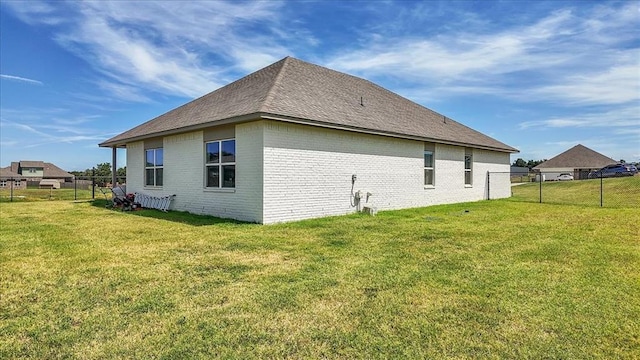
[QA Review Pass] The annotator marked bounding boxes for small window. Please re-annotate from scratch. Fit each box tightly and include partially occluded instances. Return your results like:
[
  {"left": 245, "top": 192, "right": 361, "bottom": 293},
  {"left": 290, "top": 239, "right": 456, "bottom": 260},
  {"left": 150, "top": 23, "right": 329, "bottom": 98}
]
[
  {"left": 0, "top": 180, "right": 6, "bottom": 187},
  {"left": 464, "top": 148, "right": 473, "bottom": 185},
  {"left": 205, "top": 139, "right": 235, "bottom": 188},
  {"left": 145, "top": 148, "right": 163, "bottom": 186},
  {"left": 424, "top": 143, "right": 435, "bottom": 186}
]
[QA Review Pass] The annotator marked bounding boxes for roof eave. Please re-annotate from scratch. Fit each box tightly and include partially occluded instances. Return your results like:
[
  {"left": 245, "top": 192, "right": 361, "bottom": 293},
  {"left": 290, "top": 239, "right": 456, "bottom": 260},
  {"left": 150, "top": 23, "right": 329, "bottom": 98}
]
[
  {"left": 99, "top": 112, "right": 518, "bottom": 154},
  {"left": 259, "top": 113, "right": 519, "bottom": 153},
  {"left": 98, "top": 113, "right": 265, "bottom": 148}
]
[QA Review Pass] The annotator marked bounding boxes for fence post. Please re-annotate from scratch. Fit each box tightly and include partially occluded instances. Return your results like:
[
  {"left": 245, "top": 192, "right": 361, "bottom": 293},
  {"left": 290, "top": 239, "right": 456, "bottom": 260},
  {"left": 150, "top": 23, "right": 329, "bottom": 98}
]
[
  {"left": 92, "top": 168, "right": 96, "bottom": 200},
  {"left": 600, "top": 175, "right": 603, "bottom": 207},
  {"left": 74, "top": 177, "right": 77, "bottom": 200},
  {"left": 539, "top": 175, "right": 542, "bottom": 203},
  {"left": 10, "top": 177, "right": 13, "bottom": 202}
]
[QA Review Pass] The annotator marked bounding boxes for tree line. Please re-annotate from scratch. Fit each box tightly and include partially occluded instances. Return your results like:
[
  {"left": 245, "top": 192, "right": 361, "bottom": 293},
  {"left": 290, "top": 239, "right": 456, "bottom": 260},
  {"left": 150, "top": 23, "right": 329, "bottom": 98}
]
[
  {"left": 511, "top": 158, "right": 546, "bottom": 169},
  {"left": 70, "top": 163, "right": 126, "bottom": 179},
  {"left": 512, "top": 158, "right": 636, "bottom": 169}
]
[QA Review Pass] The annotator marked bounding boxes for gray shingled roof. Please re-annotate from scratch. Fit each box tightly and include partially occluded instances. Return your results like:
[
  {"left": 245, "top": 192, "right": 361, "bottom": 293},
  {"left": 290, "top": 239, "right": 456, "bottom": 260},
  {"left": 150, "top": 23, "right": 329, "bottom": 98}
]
[
  {"left": 19, "top": 160, "right": 45, "bottom": 168},
  {"left": 534, "top": 144, "right": 616, "bottom": 169},
  {"left": 43, "top": 162, "right": 75, "bottom": 178},
  {"left": 0, "top": 167, "right": 22, "bottom": 179},
  {"left": 100, "top": 56, "right": 517, "bottom": 153},
  {"left": 6, "top": 161, "right": 74, "bottom": 178}
]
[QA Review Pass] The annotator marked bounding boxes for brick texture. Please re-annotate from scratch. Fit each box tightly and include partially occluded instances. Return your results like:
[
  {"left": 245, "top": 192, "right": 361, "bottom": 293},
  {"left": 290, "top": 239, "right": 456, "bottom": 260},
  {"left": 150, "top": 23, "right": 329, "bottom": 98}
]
[{"left": 125, "top": 120, "right": 511, "bottom": 224}]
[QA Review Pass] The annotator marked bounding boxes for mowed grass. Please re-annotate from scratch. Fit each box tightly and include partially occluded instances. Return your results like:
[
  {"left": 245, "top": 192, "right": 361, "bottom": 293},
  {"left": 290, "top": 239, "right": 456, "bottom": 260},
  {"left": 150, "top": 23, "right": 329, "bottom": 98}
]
[
  {"left": 512, "top": 175, "right": 640, "bottom": 208},
  {"left": 1, "top": 200, "right": 638, "bottom": 359},
  {"left": 0, "top": 188, "right": 96, "bottom": 202}
]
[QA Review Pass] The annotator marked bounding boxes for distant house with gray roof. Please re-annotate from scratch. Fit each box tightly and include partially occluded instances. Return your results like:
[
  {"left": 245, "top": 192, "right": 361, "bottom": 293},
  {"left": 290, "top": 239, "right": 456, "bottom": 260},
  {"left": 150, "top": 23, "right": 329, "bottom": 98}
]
[
  {"left": 0, "top": 167, "right": 26, "bottom": 189},
  {"left": 100, "top": 56, "right": 518, "bottom": 223},
  {"left": 534, "top": 144, "right": 616, "bottom": 180},
  {"left": 1, "top": 161, "right": 74, "bottom": 185}
]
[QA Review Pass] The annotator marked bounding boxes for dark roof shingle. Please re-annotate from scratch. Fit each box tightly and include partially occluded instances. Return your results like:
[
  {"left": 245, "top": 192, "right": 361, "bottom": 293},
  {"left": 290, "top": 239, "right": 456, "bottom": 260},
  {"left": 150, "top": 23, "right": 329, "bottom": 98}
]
[
  {"left": 100, "top": 57, "right": 517, "bottom": 153},
  {"left": 534, "top": 144, "right": 617, "bottom": 169}
]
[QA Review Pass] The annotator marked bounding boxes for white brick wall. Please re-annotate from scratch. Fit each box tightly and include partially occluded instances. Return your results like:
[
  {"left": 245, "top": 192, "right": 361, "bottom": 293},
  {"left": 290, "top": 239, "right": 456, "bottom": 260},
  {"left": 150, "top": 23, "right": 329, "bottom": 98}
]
[
  {"left": 261, "top": 121, "right": 511, "bottom": 224},
  {"left": 125, "top": 141, "right": 144, "bottom": 191},
  {"left": 125, "top": 120, "right": 511, "bottom": 224},
  {"left": 125, "top": 123, "right": 264, "bottom": 223}
]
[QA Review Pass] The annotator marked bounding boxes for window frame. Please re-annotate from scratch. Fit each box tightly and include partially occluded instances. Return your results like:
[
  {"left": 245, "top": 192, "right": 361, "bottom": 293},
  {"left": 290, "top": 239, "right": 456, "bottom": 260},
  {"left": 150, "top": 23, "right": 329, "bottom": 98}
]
[
  {"left": 204, "top": 138, "right": 236, "bottom": 189},
  {"left": 145, "top": 148, "right": 164, "bottom": 187},
  {"left": 464, "top": 147, "right": 473, "bottom": 186},
  {"left": 424, "top": 143, "right": 435, "bottom": 187}
]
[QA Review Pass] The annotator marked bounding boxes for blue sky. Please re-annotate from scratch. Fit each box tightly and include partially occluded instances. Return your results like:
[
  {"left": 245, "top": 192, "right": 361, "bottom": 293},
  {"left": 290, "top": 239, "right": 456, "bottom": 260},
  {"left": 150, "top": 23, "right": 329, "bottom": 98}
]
[{"left": 1, "top": 0, "right": 638, "bottom": 171}]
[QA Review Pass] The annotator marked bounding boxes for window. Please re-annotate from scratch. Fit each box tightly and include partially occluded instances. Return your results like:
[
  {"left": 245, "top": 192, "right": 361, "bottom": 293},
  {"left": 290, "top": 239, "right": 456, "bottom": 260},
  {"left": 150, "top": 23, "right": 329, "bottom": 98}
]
[
  {"left": 424, "top": 143, "right": 435, "bottom": 186},
  {"left": 205, "top": 139, "right": 235, "bottom": 188},
  {"left": 0, "top": 180, "right": 6, "bottom": 187},
  {"left": 464, "top": 148, "right": 473, "bottom": 185},
  {"left": 145, "top": 148, "right": 163, "bottom": 186},
  {"left": 14, "top": 180, "right": 20, "bottom": 187},
  {"left": 28, "top": 168, "right": 36, "bottom": 173}
]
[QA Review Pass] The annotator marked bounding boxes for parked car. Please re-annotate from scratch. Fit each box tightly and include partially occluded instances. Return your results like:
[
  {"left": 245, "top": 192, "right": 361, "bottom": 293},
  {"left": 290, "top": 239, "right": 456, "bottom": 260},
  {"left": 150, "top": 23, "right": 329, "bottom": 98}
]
[
  {"left": 588, "top": 164, "right": 635, "bottom": 178},
  {"left": 557, "top": 173, "right": 574, "bottom": 181}
]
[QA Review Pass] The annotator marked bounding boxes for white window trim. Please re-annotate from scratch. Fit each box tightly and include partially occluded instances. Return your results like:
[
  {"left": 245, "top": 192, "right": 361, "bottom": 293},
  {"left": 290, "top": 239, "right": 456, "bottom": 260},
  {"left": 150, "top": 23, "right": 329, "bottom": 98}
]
[
  {"left": 204, "top": 138, "right": 236, "bottom": 189},
  {"left": 464, "top": 148, "right": 473, "bottom": 187},
  {"left": 145, "top": 148, "right": 163, "bottom": 187},
  {"left": 424, "top": 143, "right": 435, "bottom": 188}
]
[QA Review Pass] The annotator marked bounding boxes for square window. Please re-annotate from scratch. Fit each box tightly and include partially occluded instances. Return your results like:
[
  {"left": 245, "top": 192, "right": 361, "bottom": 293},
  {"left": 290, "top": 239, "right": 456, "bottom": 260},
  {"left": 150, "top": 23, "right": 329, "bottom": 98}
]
[
  {"left": 206, "top": 142, "right": 220, "bottom": 164},
  {"left": 205, "top": 139, "right": 235, "bottom": 189},
  {"left": 222, "top": 165, "right": 235, "bottom": 188},
  {"left": 145, "top": 148, "right": 164, "bottom": 187},
  {"left": 206, "top": 166, "right": 220, "bottom": 188},
  {"left": 221, "top": 140, "right": 236, "bottom": 163}
]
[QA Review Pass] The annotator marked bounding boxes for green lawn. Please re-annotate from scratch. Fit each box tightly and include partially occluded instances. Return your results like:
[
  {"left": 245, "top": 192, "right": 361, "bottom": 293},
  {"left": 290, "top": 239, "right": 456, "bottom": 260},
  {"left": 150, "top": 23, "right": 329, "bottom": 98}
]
[
  {"left": 0, "top": 187, "right": 99, "bottom": 202},
  {"left": 512, "top": 176, "right": 640, "bottom": 208},
  {"left": 1, "top": 199, "right": 638, "bottom": 358}
]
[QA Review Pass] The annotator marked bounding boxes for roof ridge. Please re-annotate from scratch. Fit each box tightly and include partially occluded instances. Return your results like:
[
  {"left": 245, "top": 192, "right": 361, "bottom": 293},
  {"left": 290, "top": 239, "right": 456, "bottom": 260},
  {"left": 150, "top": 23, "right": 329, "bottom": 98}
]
[{"left": 260, "top": 56, "right": 292, "bottom": 112}]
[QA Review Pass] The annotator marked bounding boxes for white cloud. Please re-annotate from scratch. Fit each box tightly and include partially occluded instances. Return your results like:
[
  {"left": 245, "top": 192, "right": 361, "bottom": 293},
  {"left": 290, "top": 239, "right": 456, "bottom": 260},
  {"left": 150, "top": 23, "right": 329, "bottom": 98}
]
[
  {"left": 0, "top": 74, "right": 43, "bottom": 85},
  {"left": 0, "top": 109, "right": 113, "bottom": 148},
  {"left": 324, "top": 3, "right": 639, "bottom": 107},
  {"left": 3, "top": 0, "right": 291, "bottom": 100},
  {"left": 530, "top": 62, "right": 639, "bottom": 106},
  {"left": 519, "top": 106, "right": 640, "bottom": 129}
]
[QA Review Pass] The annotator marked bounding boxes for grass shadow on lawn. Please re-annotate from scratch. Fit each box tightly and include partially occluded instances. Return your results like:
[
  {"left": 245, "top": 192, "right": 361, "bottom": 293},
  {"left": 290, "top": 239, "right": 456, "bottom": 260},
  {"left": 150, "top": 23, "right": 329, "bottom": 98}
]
[{"left": 90, "top": 199, "right": 249, "bottom": 226}]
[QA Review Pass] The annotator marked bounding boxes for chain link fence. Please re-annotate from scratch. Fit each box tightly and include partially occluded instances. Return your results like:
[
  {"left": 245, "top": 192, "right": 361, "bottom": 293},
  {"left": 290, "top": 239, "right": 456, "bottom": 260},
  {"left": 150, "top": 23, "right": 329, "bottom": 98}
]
[
  {"left": 0, "top": 176, "right": 126, "bottom": 202},
  {"left": 489, "top": 171, "right": 640, "bottom": 208}
]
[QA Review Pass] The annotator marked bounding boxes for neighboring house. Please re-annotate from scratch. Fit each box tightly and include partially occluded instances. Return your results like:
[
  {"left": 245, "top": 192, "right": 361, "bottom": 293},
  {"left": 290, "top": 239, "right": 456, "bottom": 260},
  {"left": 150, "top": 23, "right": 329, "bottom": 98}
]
[
  {"left": 100, "top": 56, "right": 518, "bottom": 224},
  {"left": 533, "top": 144, "right": 616, "bottom": 180},
  {"left": 0, "top": 167, "right": 26, "bottom": 189},
  {"left": 5, "top": 161, "right": 75, "bottom": 183}
]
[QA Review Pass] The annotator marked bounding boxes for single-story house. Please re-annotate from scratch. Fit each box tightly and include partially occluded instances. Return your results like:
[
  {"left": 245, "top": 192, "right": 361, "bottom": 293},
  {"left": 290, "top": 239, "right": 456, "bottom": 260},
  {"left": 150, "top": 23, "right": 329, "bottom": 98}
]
[
  {"left": 0, "top": 167, "right": 26, "bottom": 189},
  {"left": 3, "top": 161, "right": 75, "bottom": 183},
  {"left": 534, "top": 144, "right": 616, "bottom": 180},
  {"left": 99, "top": 56, "right": 518, "bottom": 224}
]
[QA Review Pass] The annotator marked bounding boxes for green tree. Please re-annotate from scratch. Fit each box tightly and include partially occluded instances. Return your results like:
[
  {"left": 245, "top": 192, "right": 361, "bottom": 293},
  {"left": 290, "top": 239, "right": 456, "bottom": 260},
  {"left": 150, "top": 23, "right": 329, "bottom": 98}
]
[
  {"left": 94, "top": 163, "right": 112, "bottom": 177},
  {"left": 512, "top": 158, "right": 527, "bottom": 167},
  {"left": 526, "top": 159, "right": 546, "bottom": 169}
]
